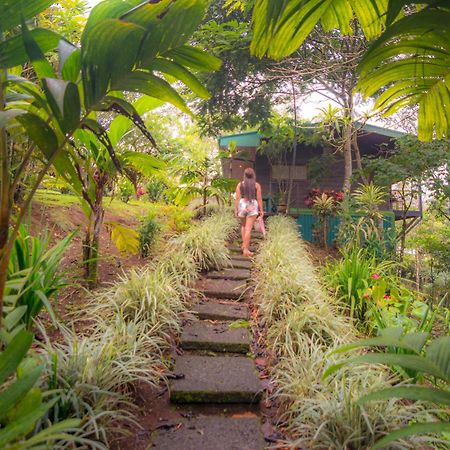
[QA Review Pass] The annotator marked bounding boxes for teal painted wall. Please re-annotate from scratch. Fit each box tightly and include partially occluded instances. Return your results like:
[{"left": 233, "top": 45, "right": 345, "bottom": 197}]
[{"left": 288, "top": 210, "right": 395, "bottom": 246}]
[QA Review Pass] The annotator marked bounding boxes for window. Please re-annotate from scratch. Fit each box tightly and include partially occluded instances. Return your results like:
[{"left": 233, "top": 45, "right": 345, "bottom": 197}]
[{"left": 271, "top": 165, "right": 307, "bottom": 180}]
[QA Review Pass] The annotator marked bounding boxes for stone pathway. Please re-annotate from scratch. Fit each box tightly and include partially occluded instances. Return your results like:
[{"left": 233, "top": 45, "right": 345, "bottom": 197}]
[{"left": 152, "top": 242, "right": 265, "bottom": 449}]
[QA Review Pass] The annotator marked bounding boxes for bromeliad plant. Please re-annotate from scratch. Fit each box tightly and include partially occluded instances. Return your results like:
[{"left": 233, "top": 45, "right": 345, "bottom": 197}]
[
  {"left": 325, "top": 327, "right": 450, "bottom": 449},
  {"left": 6, "top": 224, "right": 74, "bottom": 332},
  {"left": 0, "top": 0, "right": 221, "bottom": 322}
]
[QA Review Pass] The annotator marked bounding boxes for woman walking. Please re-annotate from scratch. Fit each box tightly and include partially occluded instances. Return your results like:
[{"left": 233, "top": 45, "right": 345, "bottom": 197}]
[{"left": 235, "top": 168, "right": 264, "bottom": 257}]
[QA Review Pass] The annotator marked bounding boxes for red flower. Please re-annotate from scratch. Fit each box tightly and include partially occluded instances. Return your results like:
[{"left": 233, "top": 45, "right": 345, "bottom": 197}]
[
  {"left": 383, "top": 294, "right": 391, "bottom": 300},
  {"left": 136, "top": 185, "right": 145, "bottom": 198},
  {"left": 371, "top": 273, "right": 381, "bottom": 279}
]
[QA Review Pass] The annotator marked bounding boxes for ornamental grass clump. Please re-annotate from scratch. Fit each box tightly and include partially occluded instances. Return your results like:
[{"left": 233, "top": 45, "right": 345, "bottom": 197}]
[
  {"left": 39, "top": 322, "right": 161, "bottom": 445},
  {"left": 255, "top": 215, "right": 427, "bottom": 448},
  {"left": 171, "top": 209, "right": 237, "bottom": 271},
  {"left": 254, "top": 216, "right": 333, "bottom": 325},
  {"left": 92, "top": 266, "right": 188, "bottom": 341},
  {"left": 273, "top": 342, "right": 427, "bottom": 449},
  {"left": 268, "top": 302, "right": 353, "bottom": 355}
]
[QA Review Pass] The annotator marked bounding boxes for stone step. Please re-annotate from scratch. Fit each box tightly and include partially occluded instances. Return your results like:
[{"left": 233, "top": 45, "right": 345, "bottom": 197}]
[
  {"left": 180, "top": 320, "right": 250, "bottom": 353},
  {"left": 237, "top": 233, "right": 264, "bottom": 241},
  {"left": 170, "top": 355, "right": 262, "bottom": 403},
  {"left": 207, "top": 268, "right": 250, "bottom": 280},
  {"left": 151, "top": 416, "right": 266, "bottom": 450},
  {"left": 228, "top": 245, "right": 256, "bottom": 253},
  {"left": 229, "top": 258, "right": 252, "bottom": 270},
  {"left": 193, "top": 300, "right": 249, "bottom": 321},
  {"left": 202, "top": 279, "right": 246, "bottom": 300},
  {"left": 230, "top": 254, "right": 249, "bottom": 261}
]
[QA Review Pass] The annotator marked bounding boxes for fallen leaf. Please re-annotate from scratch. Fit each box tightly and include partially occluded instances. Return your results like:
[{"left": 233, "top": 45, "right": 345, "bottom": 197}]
[{"left": 231, "top": 412, "right": 258, "bottom": 419}]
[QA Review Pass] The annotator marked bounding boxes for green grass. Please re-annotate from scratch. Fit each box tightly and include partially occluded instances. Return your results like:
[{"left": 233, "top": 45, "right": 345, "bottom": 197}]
[{"left": 34, "top": 188, "right": 156, "bottom": 221}]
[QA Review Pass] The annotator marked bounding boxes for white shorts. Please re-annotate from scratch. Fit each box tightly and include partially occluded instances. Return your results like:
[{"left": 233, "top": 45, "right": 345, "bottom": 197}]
[{"left": 238, "top": 199, "right": 258, "bottom": 217}]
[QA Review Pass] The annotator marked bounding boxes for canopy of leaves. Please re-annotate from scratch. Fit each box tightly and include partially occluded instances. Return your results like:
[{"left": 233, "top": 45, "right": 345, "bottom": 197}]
[
  {"left": 193, "top": 0, "right": 280, "bottom": 135},
  {"left": 250, "top": 1, "right": 450, "bottom": 141},
  {"left": 364, "top": 135, "right": 450, "bottom": 186},
  {"left": 363, "top": 135, "right": 449, "bottom": 220}
]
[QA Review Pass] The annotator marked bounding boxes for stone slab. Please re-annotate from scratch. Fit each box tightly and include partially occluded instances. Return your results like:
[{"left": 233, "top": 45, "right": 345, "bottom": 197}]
[
  {"left": 193, "top": 300, "right": 249, "bottom": 321},
  {"left": 207, "top": 268, "right": 250, "bottom": 280},
  {"left": 180, "top": 321, "right": 250, "bottom": 353},
  {"left": 202, "top": 279, "right": 246, "bottom": 300},
  {"left": 230, "top": 254, "right": 249, "bottom": 261},
  {"left": 229, "top": 258, "right": 252, "bottom": 270},
  {"left": 170, "top": 355, "right": 262, "bottom": 403},
  {"left": 228, "top": 245, "right": 256, "bottom": 253},
  {"left": 151, "top": 416, "right": 265, "bottom": 450}
]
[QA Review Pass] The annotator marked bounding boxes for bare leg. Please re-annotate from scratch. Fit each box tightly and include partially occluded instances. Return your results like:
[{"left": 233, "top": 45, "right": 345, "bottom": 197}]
[
  {"left": 243, "top": 215, "right": 257, "bottom": 256},
  {"left": 240, "top": 218, "right": 245, "bottom": 248}
]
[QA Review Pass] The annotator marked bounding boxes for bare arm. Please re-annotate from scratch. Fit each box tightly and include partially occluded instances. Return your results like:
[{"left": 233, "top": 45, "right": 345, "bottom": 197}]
[
  {"left": 235, "top": 182, "right": 241, "bottom": 216},
  {"left": 256, "top": 183, "right": 264, "bottom": 216}
]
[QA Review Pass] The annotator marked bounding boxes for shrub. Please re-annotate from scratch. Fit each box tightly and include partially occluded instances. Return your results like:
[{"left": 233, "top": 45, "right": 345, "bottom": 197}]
[
  {"left": 323, "top": 248, "right": 396, "bottom": 330},
  {"left": 146, "top": 203, "right": 192, "bottom": 233},
  {"left": 139, "top": 214, "right": 160, "bottom": 258},
  {"left": 146, "top": 179, "right": 167, "bottom": 202},
  {"left": 274, "top": 343, "right": 427, "bottom": 449},
  {"left": 254, "top": 215, "right": 329, "bottom": 324},
  {"left": 325, "top": 328, "right": 450, "bottom": 449},
  {"left": 91, "top": 267, "right": 189, "bottom": 340},
  {"left": 40, "top": 323, "right": 156, "bottom": 444},
  {"left": 118, "top": 179, "right": 134, "bottom": 203}
]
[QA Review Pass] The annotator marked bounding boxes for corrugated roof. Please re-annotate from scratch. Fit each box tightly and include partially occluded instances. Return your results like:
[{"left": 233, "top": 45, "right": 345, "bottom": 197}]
[{"left": 219, "top": 123, "right": 406, "bottom": 147}]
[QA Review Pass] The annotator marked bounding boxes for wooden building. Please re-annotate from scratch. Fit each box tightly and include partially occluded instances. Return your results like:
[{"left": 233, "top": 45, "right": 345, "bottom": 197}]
[{"left": 219, "top": 123, "right": 420, "bottom": 221}]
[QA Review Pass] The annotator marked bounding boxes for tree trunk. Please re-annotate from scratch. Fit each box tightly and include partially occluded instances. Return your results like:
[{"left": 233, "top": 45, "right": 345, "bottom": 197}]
[
  {"left": 399, "top": 214, "right": 407, "bottom": 265},
  {"left": 286, "top": 79, "right": 298, "bottom": 211},
  {"left": 82, "top": 222, "right": 92, "bottom": 278},
  {"left": 87, "top": 203, "right": 104, "bottom": 288},
  {"left": 202, "top": 183, "right": 207, "bottom": 217},
  {"left": 351, "top": 131, "right": 368, "bottom": 184},
  {"left": 0, "top": 63, "right": 10, "bottom": 326},
  {"left": 323, "top": 217, "right": 328, "bottom": 249},
  {"left": 415, "top": 250, "right": 420, "bottom": 292},
  {"left": 342, "top": 122, "right": 353, "bottom": 193},
  {"left": 83, "top": 180, "right": 106, "bottom": 288}
]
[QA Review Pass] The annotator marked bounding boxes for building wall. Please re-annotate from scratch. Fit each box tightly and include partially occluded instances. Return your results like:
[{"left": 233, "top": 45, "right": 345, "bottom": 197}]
[{"left": 255, "top": 144, "right": 347, "bottom": 208}]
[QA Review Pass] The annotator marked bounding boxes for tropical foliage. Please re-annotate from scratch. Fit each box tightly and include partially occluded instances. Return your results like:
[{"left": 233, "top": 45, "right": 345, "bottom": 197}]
[
  {"left": 5, "top": 224, "right": 73, "bottom": 332},
  {"left": 0, "top": 0, "right": 221, "bottom": 314},
  {"left": 325, "top": 327, "right": 450, "bottom": 449},
  {"left": 250, "top": 0, "right": 450, "bottom": 140}
]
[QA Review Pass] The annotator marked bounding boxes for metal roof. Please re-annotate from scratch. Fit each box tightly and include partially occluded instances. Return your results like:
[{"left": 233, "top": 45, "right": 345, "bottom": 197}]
[{"left": 218, "top": 123, "right": 405, "bottom": 147}]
